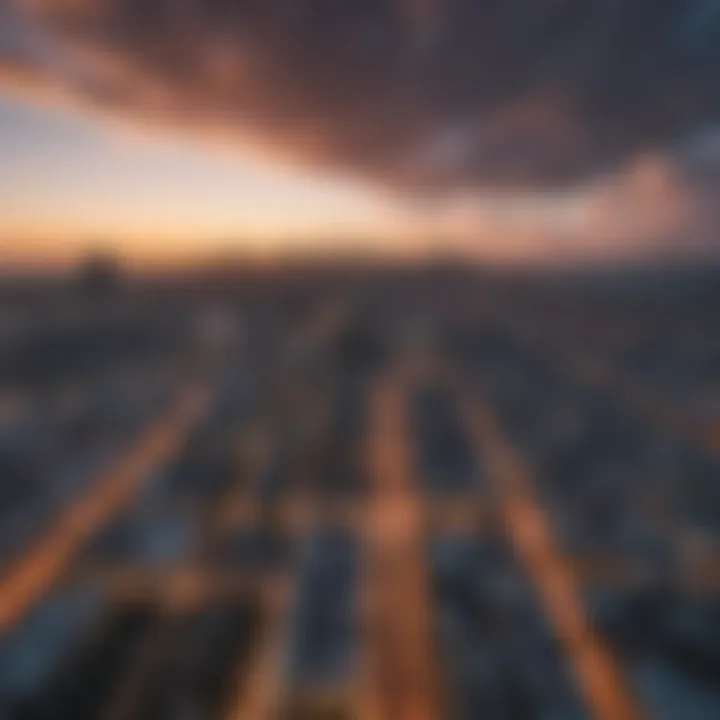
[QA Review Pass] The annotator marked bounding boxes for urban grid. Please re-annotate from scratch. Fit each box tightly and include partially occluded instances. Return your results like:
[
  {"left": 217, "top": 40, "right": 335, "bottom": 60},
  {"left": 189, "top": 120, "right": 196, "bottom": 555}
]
[{"left": 0, "top": 266, "right": 718, "bottom": 720}]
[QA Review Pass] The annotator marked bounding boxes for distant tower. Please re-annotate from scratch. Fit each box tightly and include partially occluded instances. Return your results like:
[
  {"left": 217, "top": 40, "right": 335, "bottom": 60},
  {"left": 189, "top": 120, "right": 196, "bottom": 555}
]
[{"left": 76, "top": 249, "right": 122, "bottom": 295}]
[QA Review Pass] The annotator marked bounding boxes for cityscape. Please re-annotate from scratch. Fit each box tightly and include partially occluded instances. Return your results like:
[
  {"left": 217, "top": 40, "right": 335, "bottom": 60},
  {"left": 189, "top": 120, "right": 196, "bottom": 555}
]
[
  {"left": 2, "top": 1, "right": 720, "bottom": 717},
  {"left": 0, "top": 263, "right": 717, "bottom": 719}
]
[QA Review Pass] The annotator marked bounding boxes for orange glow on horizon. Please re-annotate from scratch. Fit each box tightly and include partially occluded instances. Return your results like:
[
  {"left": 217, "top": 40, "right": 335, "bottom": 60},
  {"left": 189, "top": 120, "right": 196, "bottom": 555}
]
[{"left": 0, "top": 221, "right": 426, "bottom": 272}]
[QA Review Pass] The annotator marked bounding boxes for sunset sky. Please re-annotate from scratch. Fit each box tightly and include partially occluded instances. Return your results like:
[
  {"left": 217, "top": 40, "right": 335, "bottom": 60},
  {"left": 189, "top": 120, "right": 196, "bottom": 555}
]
[
  {"left": 0, "top": 93, "right": 412, "bottom": 266},
  {"left": 2, "top": 0, "right": 720, "bottom": 268}
]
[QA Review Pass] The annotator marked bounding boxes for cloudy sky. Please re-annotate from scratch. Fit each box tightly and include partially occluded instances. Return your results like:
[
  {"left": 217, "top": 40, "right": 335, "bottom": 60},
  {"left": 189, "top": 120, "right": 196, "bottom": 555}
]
[{"left": 1, "top": 0, "right": 720, "bottom": 266}]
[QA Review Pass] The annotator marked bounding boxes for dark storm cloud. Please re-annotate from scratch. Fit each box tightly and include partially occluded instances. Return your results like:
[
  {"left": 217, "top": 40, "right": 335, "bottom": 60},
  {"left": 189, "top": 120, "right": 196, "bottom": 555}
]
[{"left": 4, "top": 0, "right": 720, "bottom": 190}]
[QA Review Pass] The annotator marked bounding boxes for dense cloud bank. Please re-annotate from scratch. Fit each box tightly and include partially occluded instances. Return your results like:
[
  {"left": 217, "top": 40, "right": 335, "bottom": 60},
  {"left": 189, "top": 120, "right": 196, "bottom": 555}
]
[{"left": 2, "top": 0, "right": 720, "bottom": 192}]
